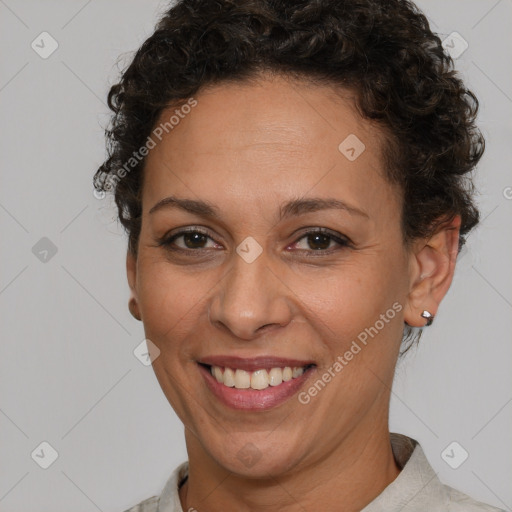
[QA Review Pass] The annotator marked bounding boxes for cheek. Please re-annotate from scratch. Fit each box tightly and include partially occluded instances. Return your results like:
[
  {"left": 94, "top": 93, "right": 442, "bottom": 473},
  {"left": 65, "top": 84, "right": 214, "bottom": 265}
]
[
  {"left": 295, "top": 261, "right": 405, "bottom": 337},
  {"left": 137, "top": 258, "right": 210, "bottom": 344},
  {"left": 298, "top": 266, "right": 405, "bottom": 388}
]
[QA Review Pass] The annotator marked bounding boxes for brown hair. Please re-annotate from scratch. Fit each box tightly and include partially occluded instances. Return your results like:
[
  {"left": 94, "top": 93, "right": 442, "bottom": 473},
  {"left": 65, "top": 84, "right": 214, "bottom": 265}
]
[{"left": 94, "top": 0, "right": 484, "bottom": 264}]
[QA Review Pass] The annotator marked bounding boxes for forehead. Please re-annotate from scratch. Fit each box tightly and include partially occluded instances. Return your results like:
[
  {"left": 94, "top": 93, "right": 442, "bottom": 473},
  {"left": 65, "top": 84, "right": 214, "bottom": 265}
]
[{"left": 142, "top": 75, "right": 398, "bottom": 221}]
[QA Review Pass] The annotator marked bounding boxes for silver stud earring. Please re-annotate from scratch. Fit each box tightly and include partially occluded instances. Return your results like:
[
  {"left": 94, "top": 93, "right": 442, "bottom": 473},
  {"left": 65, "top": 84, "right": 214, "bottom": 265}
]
[{"left": 420, "top": 310, "right": 434, "bottom": 326}]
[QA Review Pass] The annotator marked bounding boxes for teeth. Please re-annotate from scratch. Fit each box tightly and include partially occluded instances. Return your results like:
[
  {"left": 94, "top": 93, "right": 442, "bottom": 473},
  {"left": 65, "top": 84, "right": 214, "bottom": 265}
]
[
  {"left": 234, "top": 369, "right": 251, "bottom": 388},
  {"left": 282, "top": 367, "right": 293, "bottom": 381},
  {"left": 223, "top": 367, "right": 235, "bottom": 387},
  {"left": 208, "top": 365, "right": 308, "bottom": 390},
  {"left": 268, "top": 368, "right": 283, "bottom": 386},
  {"left": 213, "top": 366, "right": 223, "bottom": 383},
  {"left": 292, "top": 366, "right": 304, "bottom": 378},
  {"left": 251, "top": 369, "right": 269, "bottom": 390}
]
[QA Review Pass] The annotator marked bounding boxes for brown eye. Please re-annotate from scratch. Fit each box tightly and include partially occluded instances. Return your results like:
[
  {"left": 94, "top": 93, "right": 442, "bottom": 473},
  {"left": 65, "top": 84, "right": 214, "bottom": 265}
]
[
  {"left": 291, "top": 228, "right": 350, "bottom": 254},
  {"left": 305, "top": 233, "right": 332, "bottom": 250},
  {"left": 158, "top": 228, "right": 221, "bottom": 252},
  {"left": 180, "top": 232, "right": 209, "bottom": 249}
]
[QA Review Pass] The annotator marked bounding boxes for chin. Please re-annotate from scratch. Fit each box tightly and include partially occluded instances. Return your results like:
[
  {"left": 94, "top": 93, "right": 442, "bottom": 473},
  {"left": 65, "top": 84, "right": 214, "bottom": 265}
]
[{"left": 205, "top": 431, "right": 306, "bottom": 478}]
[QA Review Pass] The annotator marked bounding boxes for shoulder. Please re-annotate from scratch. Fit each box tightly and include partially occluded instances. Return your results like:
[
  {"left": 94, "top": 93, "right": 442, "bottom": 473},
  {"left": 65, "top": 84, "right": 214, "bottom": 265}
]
[
  {"left": 443, "top": 484, "right": 505, "bottom": 512},
  {"left": 377, "top": 434, "right": 505, "bottom": 512},
  {"left": 121, "top": 461, "right": 189, "bottom": 512},
  {"left": 122, "top": 495, "right": 159, "bottom": 512}
]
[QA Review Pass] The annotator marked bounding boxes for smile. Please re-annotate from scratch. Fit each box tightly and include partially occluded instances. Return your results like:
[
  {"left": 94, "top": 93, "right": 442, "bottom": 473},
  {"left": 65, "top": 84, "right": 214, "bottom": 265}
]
[
  {"left": 197, "top": 356, "right": 316, "bottom": 410},
  {"left": 209, "top": 365, "right": 310, "bottom": 390}
]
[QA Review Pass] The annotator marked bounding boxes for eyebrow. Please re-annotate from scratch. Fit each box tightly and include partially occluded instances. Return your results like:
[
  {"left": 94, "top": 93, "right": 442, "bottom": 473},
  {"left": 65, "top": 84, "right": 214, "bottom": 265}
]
[{"left": 148, "top": 195, "right": 369, "bottom": 220}]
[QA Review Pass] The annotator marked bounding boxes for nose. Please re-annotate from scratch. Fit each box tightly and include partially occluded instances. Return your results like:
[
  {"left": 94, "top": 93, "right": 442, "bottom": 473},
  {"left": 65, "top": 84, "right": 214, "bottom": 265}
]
[{"left": 208, "top": 249, "right": 293, "bottom": 340}]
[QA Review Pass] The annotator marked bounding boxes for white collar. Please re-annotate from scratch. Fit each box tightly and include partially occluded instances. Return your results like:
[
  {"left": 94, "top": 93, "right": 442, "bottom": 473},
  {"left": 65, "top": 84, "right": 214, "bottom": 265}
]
[{"left": 154, "top": 433, "right": 498, "bottom": 511}]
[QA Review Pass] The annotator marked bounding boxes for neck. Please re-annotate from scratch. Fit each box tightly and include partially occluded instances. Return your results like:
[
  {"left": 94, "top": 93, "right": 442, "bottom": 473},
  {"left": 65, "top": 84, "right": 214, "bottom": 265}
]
[{"left": 179, "top": 421, "right": 400, "bottom": 512}]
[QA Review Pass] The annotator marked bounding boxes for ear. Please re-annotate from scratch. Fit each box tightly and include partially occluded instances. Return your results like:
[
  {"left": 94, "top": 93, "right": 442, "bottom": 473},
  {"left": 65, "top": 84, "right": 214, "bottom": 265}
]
[
  {"left": 403, "top": 215, "right": 461, "bottom": 327},
  {"left": 127, "top": 250, "right": 142, "bottom": 321}
]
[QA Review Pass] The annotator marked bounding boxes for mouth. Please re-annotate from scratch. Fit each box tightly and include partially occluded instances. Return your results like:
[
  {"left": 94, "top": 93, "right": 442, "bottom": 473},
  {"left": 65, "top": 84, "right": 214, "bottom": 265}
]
[
  {"left": 197, "top": 356, "right": 316, "bottom": 410},
  {"left": 203, "top": 363, "right": 314, "bottom": 390}
]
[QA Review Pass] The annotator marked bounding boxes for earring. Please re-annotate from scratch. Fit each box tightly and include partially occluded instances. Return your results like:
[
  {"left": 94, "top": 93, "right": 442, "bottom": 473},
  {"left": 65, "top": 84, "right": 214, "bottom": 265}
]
[{"left": 420, "top": 310, "right": 434, "bottom": 326}]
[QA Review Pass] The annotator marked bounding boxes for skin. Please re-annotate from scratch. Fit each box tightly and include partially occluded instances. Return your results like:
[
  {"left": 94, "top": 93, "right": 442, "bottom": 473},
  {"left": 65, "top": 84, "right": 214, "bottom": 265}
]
[{"left": 127, "top": 73, "right": 460, "bottom": 512}]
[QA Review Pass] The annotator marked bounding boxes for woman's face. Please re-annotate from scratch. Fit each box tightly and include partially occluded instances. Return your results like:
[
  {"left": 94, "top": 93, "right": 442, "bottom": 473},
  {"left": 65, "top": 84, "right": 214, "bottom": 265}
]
[{"left": 128, "top": 75, "right": 418, "bottom": 476}]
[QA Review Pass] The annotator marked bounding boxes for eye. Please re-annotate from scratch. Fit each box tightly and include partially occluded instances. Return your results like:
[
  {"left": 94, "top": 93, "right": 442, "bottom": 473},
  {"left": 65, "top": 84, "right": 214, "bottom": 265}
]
[
  {"left": 156, "top": 226, "right": 350, "bottom": 256},
  {"left": 289, "top": 228, "right": 350, "bottom": 253},
  {"left": 157, "top": 228, "right": 221, "bottom": 252}
]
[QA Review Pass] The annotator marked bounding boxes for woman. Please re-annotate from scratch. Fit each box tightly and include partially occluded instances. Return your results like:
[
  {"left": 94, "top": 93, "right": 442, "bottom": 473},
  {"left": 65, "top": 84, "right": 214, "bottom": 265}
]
[{"left": 94, "top": 0, "right": 502, "bottom": 510}]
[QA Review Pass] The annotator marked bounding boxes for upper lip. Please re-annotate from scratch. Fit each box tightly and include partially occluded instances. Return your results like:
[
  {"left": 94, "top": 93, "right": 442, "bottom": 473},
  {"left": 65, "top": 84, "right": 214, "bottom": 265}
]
[{"left": 198, "top": 355, "right": 316, "bottom": 372}]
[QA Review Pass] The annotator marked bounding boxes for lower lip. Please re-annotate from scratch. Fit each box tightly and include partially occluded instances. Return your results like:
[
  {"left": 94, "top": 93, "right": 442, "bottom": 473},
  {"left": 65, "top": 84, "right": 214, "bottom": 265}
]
[{"left": 198, "top": 364, "right": 315, "bottom": 411}]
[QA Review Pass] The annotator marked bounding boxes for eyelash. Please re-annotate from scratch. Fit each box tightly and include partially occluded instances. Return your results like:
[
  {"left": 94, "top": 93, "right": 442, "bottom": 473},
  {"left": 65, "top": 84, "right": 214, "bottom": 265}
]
[{"left": 156, "top": 226, "right": 351, "bottom": 257}]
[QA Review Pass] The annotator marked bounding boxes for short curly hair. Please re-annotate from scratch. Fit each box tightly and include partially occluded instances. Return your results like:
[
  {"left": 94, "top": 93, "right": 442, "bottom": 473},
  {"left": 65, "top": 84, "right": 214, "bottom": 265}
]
[{"left": 94, "top": 0, "right": 484, "bottom": 259}]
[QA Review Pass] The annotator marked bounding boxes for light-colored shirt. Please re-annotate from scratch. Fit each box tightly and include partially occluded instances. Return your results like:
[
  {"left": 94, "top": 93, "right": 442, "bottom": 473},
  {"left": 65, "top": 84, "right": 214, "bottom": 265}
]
[{"left": 124, "top": 433, "right": 504, "bottom": 511}]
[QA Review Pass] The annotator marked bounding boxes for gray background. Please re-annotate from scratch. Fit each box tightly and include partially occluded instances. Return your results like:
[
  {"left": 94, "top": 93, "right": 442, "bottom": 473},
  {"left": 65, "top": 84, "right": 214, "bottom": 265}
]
[{"left": 0, "top": 0, "right": 511, "bottom": 511}]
